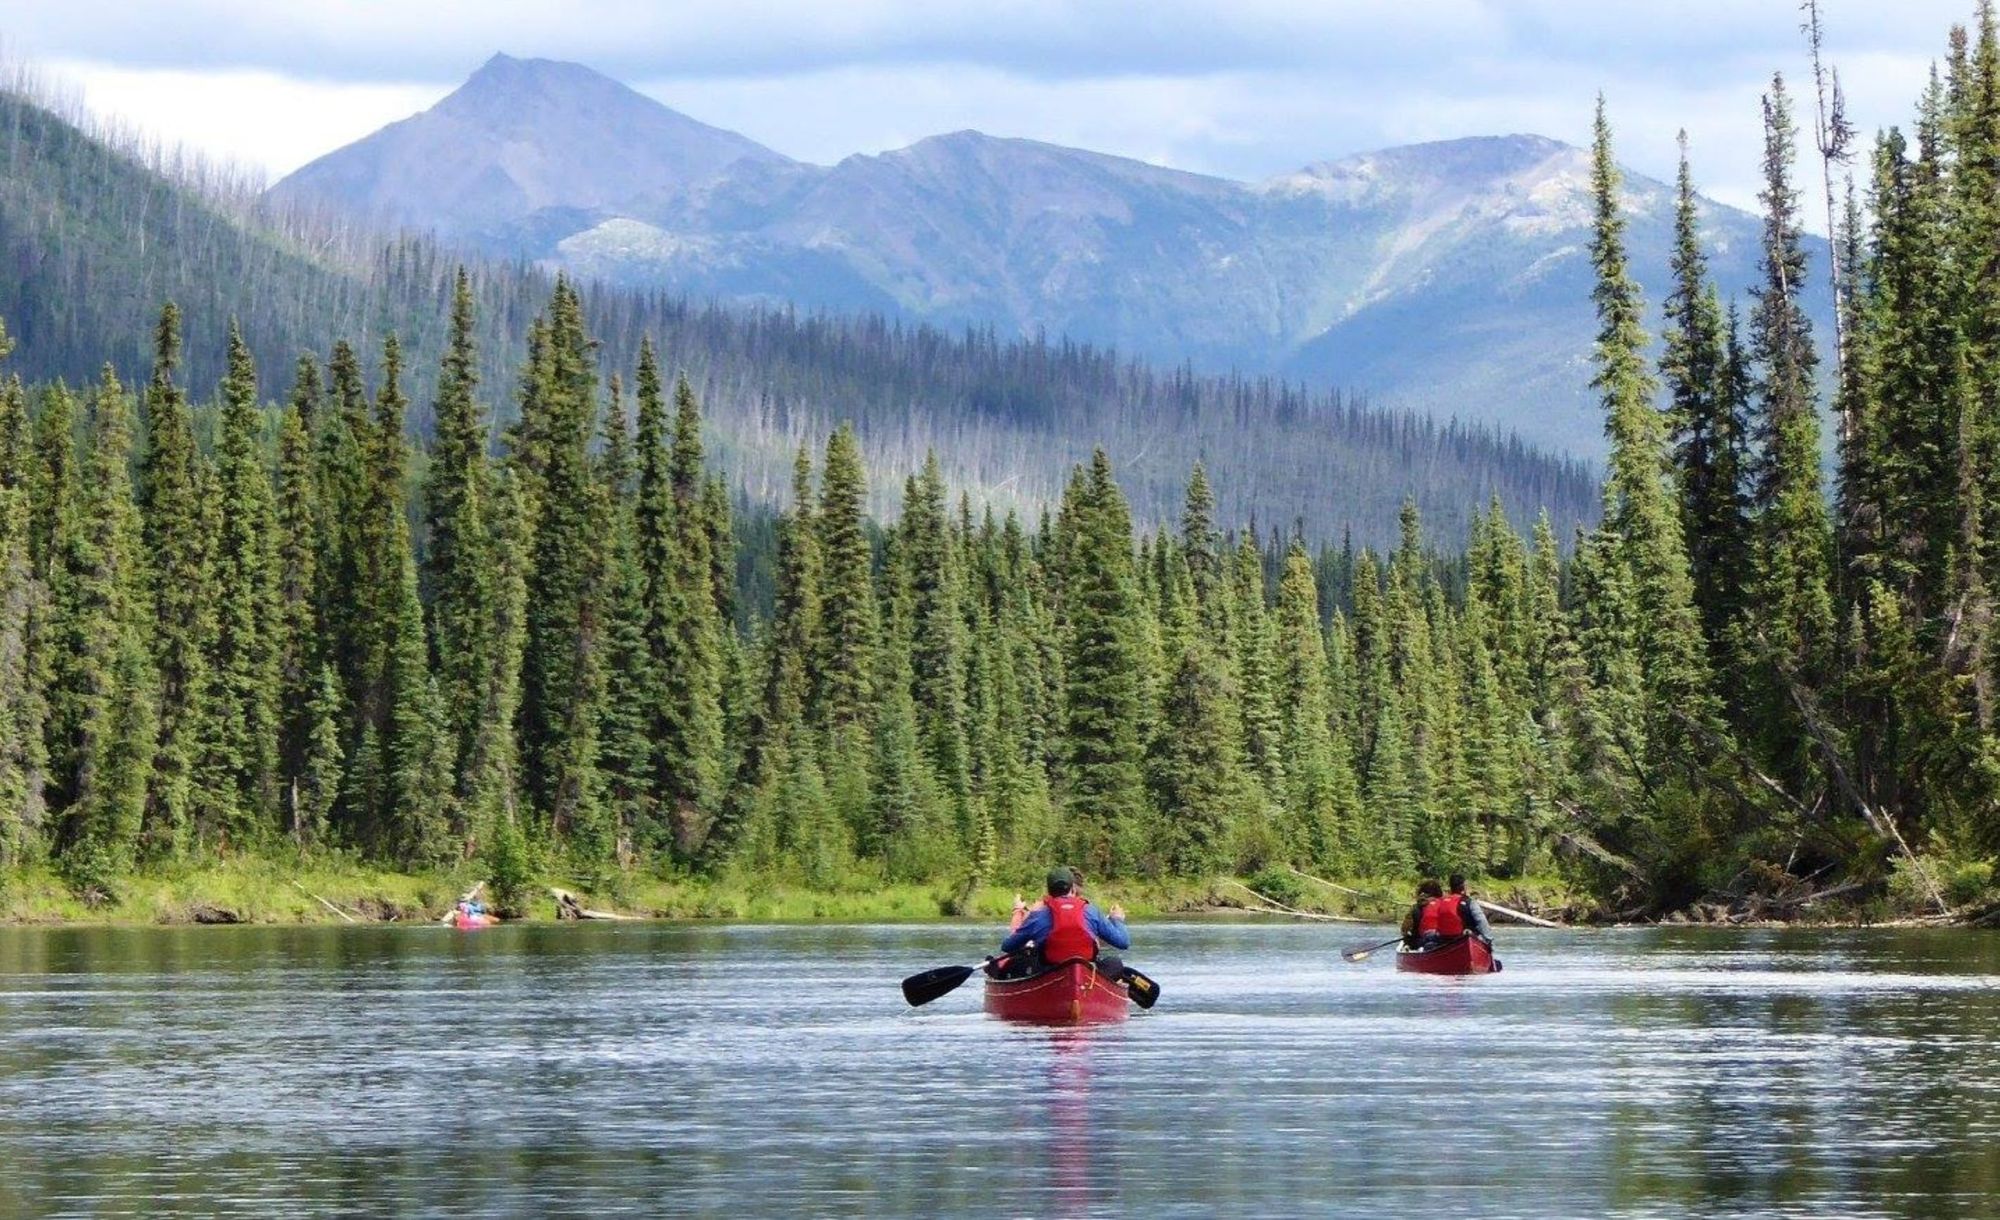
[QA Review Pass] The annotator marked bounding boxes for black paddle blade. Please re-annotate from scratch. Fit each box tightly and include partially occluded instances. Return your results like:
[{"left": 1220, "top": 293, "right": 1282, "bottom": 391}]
[
  {"left": 1121, "top": 968, "right": 1160, "bottom": 1009},
  {"left": 901, "top": 963, "right": 978, "bottom": 1007}
]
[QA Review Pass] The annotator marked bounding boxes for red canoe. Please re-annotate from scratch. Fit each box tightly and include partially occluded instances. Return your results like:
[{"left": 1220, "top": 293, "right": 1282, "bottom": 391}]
[
  {"left": 1395, "top": 936, "right": 1499, "bottom": 975},
  {"left": 451, "top": 912, "right": 498, "bottom": 930},
  {"left": 984, "top": 960, "right": 1131, "bottom": 1023}
]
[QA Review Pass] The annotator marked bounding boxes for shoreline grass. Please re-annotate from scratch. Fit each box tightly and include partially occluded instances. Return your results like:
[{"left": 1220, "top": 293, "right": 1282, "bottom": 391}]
[
  {"left": 8, "top": 856, "right": 1951, "bottom": 929},
  {"left": 0, "top": 854, "right": 1592, "bottom": 928}
]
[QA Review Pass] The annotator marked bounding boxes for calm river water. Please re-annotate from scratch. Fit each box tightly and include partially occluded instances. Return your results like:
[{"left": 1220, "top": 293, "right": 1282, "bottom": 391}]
[{"left": 2, "top": 921, "right": 1998, "bottom": 1218}]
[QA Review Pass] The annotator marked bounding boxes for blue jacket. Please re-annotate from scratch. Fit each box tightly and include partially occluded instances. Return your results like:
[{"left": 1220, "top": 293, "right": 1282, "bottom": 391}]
[{"left": 1001, "top": 901, "right": 1131, "bottom": 956}]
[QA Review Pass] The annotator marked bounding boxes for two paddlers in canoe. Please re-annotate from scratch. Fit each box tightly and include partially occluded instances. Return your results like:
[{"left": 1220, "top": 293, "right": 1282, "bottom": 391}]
[
  {"left": 1402, "top": 872, "right": 1494, "bottom": 952},
  {"left": 1391, "top": 872, "right": 1501, "bottom": 973},
  {"left": 900, "top": 864, "right": 1159, "bottom": 1019}
]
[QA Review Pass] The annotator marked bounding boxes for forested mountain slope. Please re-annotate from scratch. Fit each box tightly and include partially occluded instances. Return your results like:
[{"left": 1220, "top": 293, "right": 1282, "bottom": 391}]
[
  {"left": 270, "top": 55, "right": 1832, "bottom": 457},
  {"left": 0, "top": 77, "right": 1597, "bottom": 547}
]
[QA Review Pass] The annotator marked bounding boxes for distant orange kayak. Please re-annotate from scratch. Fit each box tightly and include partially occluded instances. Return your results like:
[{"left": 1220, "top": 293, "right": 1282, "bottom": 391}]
[{"left": 451, "top": 912, "right": 498, "bottom": 930}]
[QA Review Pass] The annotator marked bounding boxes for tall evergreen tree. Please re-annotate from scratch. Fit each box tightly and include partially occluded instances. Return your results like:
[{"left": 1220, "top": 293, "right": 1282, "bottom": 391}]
[
  {"left": 633, "top": 351, "right": 726, "bottom": 856},
  {"left": 902, "top": 452, "right": 973, "bottom": 847},
  {"left": 136, "top": 303, "right": 211, "bottom": 857},
  {"left": 1661, "top": 134, "right": 1751, "bottom": 663},
  {"left": 1274, "top": 542, "right": 1357, "bottom": 870},
  {"left": 1746, "top": 75, "right": 1839, "bottom": 800},
  {"left": 47, "top": 367, "right": 151, "bottom": 881},
  {"left": 814, "top": 423, "right": 876, "bottom": 733},
  {"left": 712, "top": 446, "right": 822, "bottom": 867},
  {"left": 1585, "top": 98, "right": 1721, "bottom": 892},
  {"left": 273, "top": 393, "right": 322, "bottom": 841},
  {"left": 0, "top": 331, "right": 46, "bottom": 870},
  {"left": 421, "top": 268, "right": 501, "bottom": 843},
  {"left": 515, "top": 280, "right": 607, "bottom": 852},
  {"left": 196, "top": 322, "right": 282, "bottom": 844},
  {"left": 595, "top": 377, "right": 658, "bottom": 860},
  {"left": 1062, "top": 450, "right": 1148, "bottom": 874}
]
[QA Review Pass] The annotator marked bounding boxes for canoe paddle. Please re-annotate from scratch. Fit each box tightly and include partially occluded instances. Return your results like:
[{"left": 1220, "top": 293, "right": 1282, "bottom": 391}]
[
  {"left": 902, "top": 958, "right": 1163, "bottom": 1009},
  {"left": 1341, "top": 936, "right": 1406, "bottom": 963},
  {"left": 1119, "top": 966, "right": 1161, "bottom": 1009},
  {"left": 901, "top": 959, "right": 994, "bottom": 1007}
]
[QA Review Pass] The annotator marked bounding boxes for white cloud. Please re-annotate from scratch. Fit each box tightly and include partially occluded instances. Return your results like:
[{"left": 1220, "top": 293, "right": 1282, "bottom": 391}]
[
  {"left": 45, "top": 61, "right": 443, "bottom": 179},
  {"left": 2, "top": 0, "right": 1973, "bottom": 228}
]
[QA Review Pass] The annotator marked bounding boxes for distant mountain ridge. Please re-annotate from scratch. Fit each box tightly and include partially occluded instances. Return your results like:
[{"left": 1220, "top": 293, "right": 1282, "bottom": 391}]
[
  {"left": 270, "top": 55, "right": 1832, "bottom": 458},
  {"left": 0, "top": 75, "right": 1599, "bottom": 553},
  {"left": 271, "top": 54, "right": 790, "bottom": 243}
]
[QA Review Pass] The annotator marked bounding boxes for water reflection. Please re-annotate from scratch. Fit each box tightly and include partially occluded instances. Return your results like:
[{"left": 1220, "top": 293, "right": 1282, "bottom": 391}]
[
  {"left": 1046, "top": 1029, "right": 1097, "bottom": 1214},
  {"left": 0, "top": 923, "right": 1996, "bottom": 1217}
]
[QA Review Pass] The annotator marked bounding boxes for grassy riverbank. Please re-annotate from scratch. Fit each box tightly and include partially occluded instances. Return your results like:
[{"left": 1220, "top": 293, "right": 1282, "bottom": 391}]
[{"left": 0, "top": 853, "right": 1592, "bottom": 927}]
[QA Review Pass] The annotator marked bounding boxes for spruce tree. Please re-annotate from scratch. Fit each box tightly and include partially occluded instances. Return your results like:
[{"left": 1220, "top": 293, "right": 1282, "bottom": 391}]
[
  {"left": 421, "top": 268, "right": 502, "bottom": 840},
  {"left": 1661, "top": 134, "right": 1751, "bottom": 660},
  {"left": 813, "top": 423, "right": 876, "bottom": 731},
  {"left": 595, "top": 377, "right": 659, "bottom": 860},
  {"left": 515, "top": 280, "right": 608, "bottom": 851},
  {"left": 1230, "top": 532, "right": 1285, "bottom": 804},
  {"left": 1274, "top": 542, "right": 1357, "bottom": 871},
  {"left": 137, "top": 303, "right": 211, "bottom": 857},
  {"left": 0, "top": 336, "right": 45, "bottom": 871},
  {"left": 1146, "top": 644, "right": 1247, "bottom": 876},
  {"left": 1181, "top": 463, "right": 1226, "bottom": 635},
  {"left": 1588, "top": 99, "right": 1717, "bottom": 791},
  {"left": 356, "top": 337, "right": 449, "bottom": 860},
  {"left": 28, "top": 385, "right": 73, "bottom": 582},
  {"left": 713, "top": 447, "right": 822, "bottom": 867},
  {"left": 197, "top": 323, "right": 282, "bottom": 844},
  {"left": 46, "top": 369, "right": 150, "bottom": 884},
  {"left": 274, "top": 378, "right": 322, "bottom": 840},
  {"left": 1062, "top": 450, "right": 1148, "bottom": 874},
  {"left": 903, "top": 453, "right": 973, "bottom": 844},
  {"left": 633, "top": 352, "right": 726, "bottom": 857},
  {"left": 1746, "top": 75, "right": 1839, "bottom": 797}
]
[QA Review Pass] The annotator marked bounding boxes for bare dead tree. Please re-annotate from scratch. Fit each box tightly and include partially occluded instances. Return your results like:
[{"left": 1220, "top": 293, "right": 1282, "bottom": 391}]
[{"left": 1801, "top": 0, "right": 1857, "bottom": 393}]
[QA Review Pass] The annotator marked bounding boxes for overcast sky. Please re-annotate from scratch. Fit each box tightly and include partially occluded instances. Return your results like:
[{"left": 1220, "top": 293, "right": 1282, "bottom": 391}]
[{"left": 0, "top": 1, "right": 1982, "bottom": 225}]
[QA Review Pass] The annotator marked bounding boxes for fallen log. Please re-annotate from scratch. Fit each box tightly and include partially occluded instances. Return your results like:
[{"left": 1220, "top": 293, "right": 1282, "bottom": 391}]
[
  {"left": 550, "top": 887, "right": 644, "bottom": 921},
  {"left": 1282, "top": 867, "right": 1391, "bottom": 903},
  {"left": 1767, "top": 880, "right": 1868, "bottom": 910},
  {"left": 291, "top": 880, "right": 359, "bottom": 925},
  {"left": 1219, "top": 880, "right": 1369, "bottom": 923},
  {"left": 1478, "top": 899, "right": 1563, "bottom": 929}
]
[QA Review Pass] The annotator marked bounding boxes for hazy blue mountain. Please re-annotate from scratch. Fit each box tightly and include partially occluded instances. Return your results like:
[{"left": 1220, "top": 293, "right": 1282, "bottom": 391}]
[
  {"left": 0, "top": 77, "right": 1598, "bottom": 552},
  {"left": 271, "top": 58, "right": 1829, "bottom": 458},
  {"left": 266, "top": 54, "right": 791, "bottom": 246}
]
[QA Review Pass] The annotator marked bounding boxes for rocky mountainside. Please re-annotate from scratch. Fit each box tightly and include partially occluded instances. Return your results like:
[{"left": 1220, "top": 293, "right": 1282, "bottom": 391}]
[{"left": 271, "top": 56, "right": 1829, "bottom": 458}]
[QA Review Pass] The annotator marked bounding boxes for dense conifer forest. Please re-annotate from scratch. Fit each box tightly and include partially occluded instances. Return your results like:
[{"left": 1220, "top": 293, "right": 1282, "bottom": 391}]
[{"left": 4, "top": 9, "right": 2000, "bottom": 920}]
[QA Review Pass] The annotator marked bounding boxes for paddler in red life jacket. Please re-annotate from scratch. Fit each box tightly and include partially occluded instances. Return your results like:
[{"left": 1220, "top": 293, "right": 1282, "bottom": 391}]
[
  {"left": 1409, "top": 873, "right": 1494, "bottom": 950},
  {"left": 1401, "top": 878, "right": 1444, "bottom": 949},
  {"left": 997, "top": 866, "right": 1130, "bottom": 976},
  {"left": 1446, "top": 873, "right": 1494, "bottom": 945},
  {"left": 1005, "top": 866, "right": 1092, "bottom": 931}
]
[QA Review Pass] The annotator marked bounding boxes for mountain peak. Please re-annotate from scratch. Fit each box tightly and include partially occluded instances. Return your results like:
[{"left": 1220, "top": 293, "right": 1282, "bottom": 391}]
[
  {"left": 269, "top": 54, "right": 787, "bottom": 246},
  {"left": 452, "top": 52, "right": 625, "bottom": 103}
]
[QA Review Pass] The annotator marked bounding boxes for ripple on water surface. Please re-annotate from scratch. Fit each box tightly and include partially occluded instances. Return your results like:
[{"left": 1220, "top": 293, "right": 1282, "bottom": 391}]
[{"left": 2, "top": 922, "right": 1998, "bottom": 1218}]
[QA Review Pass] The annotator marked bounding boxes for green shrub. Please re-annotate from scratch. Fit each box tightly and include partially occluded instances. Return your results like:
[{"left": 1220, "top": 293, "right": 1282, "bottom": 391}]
[
  {"left": 482, "top": 816, "right": 535, "bottom": 917},
  {"left": 1945, "top": 859, "right": 1994, "bottom": 907},
  {"left": 1246, "top": 866, "right": 1304, "bottom": 908},
  {"left": 1887, "top": 851, "right": 1995, "bottom": 912}
]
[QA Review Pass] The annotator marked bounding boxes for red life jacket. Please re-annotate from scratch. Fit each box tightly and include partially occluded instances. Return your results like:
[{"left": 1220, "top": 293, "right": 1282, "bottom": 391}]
[
  {"left": 1041, "top": 895, "right": 1097, "bottom": 962},
  {"left": 1418, "top": 895, "right": 1465, "bottom": 938}
]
